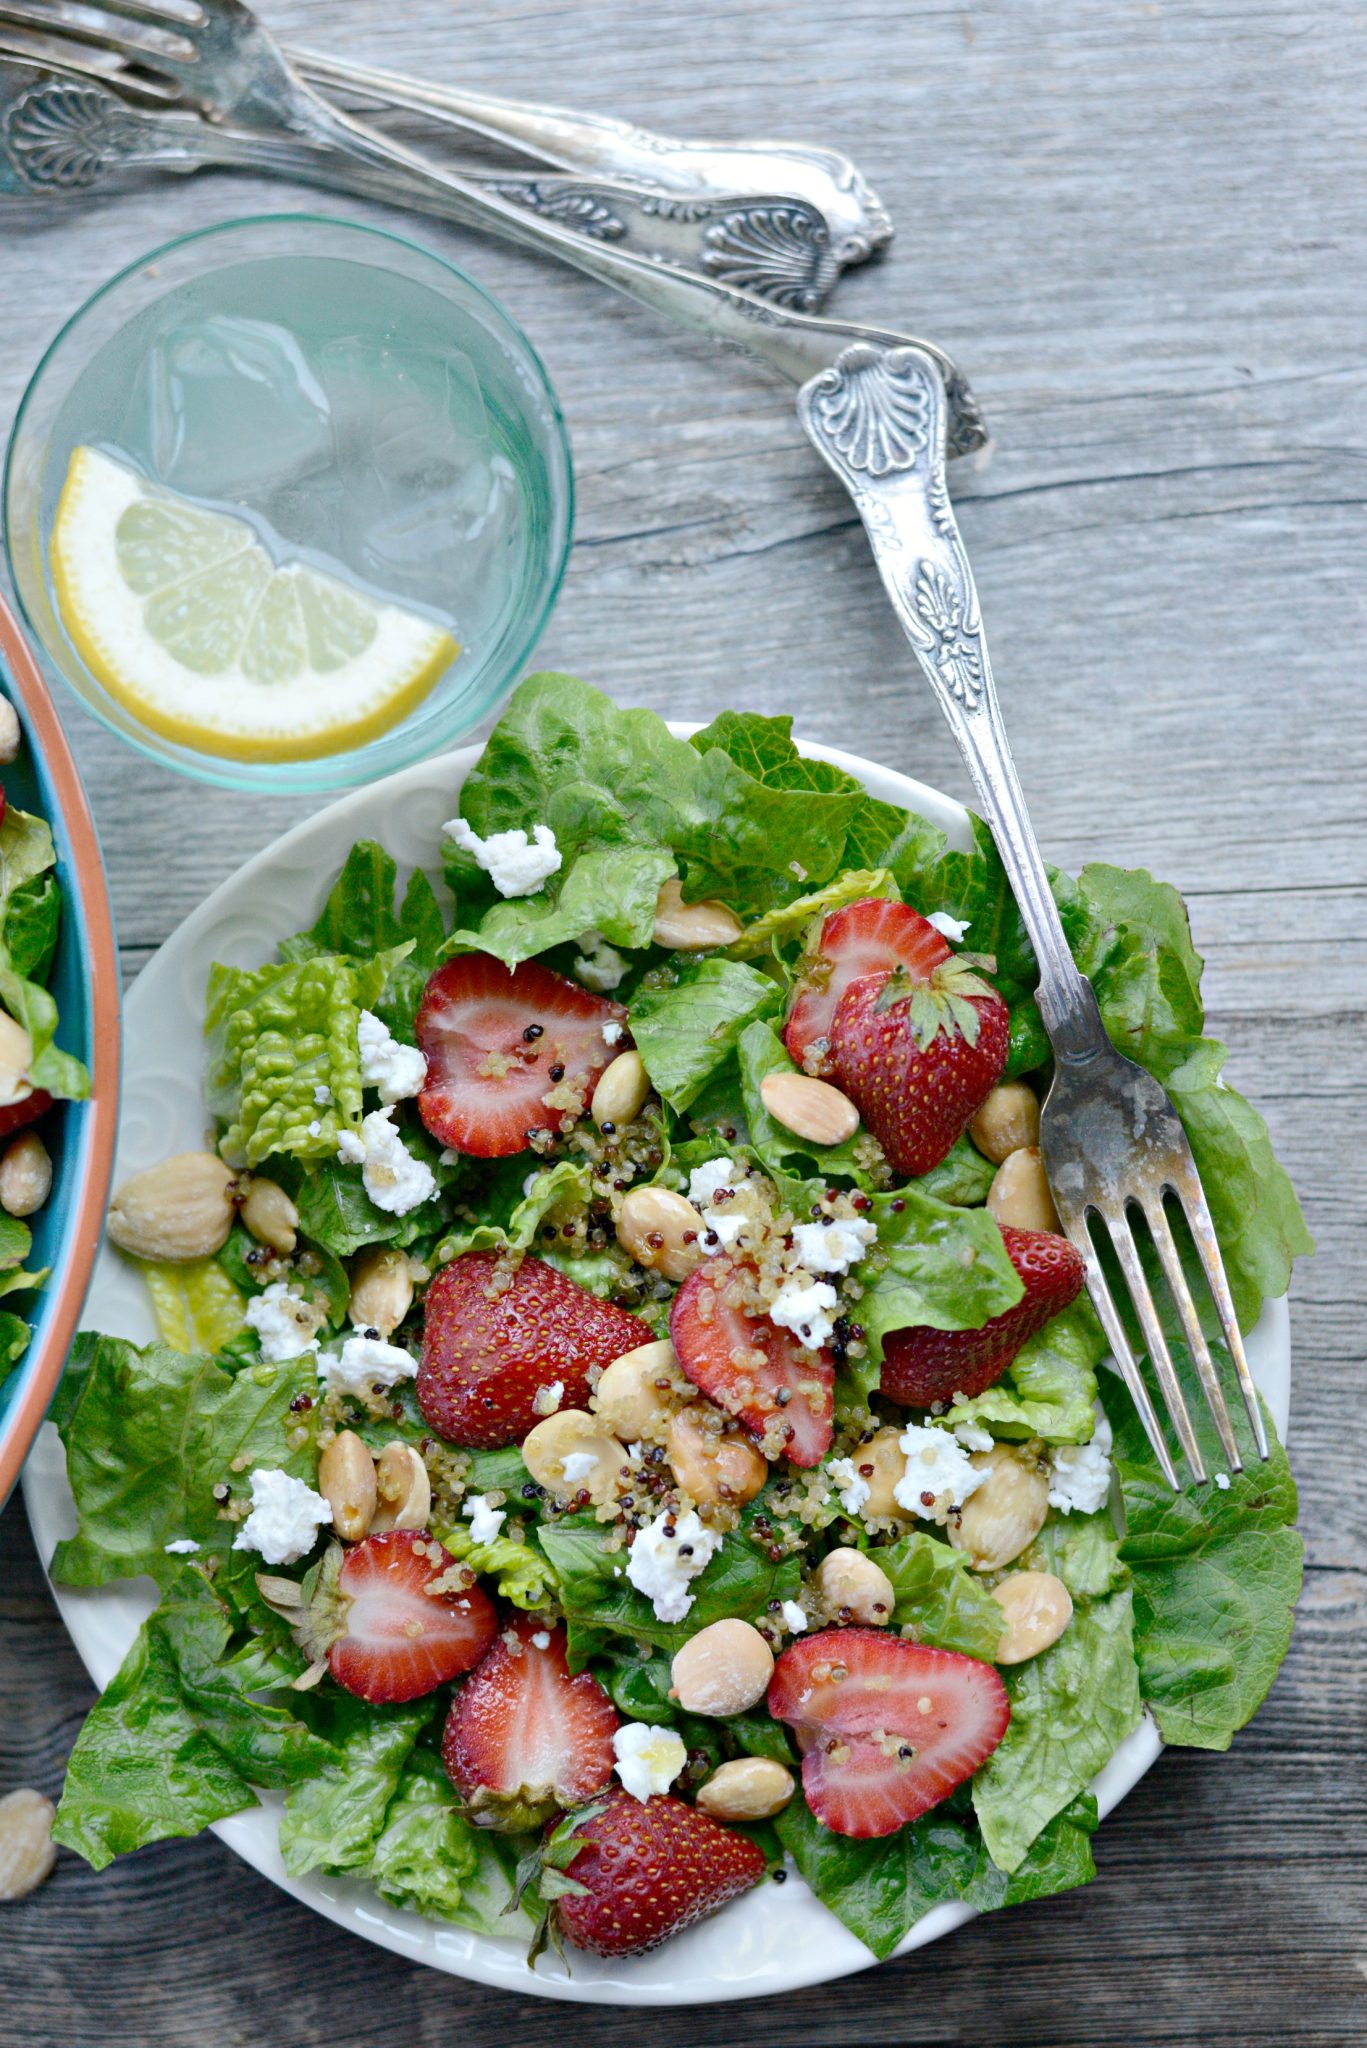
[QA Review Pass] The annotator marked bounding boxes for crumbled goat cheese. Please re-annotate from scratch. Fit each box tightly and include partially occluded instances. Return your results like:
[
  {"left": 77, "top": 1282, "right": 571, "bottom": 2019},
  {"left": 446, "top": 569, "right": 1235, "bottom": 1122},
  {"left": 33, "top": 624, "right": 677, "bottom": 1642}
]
[
  {"left": 894, "top": 1424, "right": 988, "bottom": 1522},
  {"left": 1048, "top": 1408, "right": 1114, "bottom": 1514},
  {"left": 464, "top": 1494, "right": 507, "bottom": 1544},
  {"left": 318, "top": 1334, "right": 417, "bottom": 1396},
  {"left": 337, "top": 1108, "right": 436, "bottom": 1215},
  {"left": 770, "top": 1275, "right": 840, "bottom": 1352},
  {"left": 781, "top": 1600, "right": 808, "bottom": 1633},
  {"left": 531, "top": 1630, "right": 551, "bottom": 1650},
  {"left": 827, "top": 1455, "right": 873, "bottom": 1518},
  {"left": 625, "top": 1508, "right": 723, "bottom": 1623},
  {"left": 307, "top": 1119, "right": 322, "bottom": 1138},
  {"left": 790, "top": 1216, "right": 877, "bottom": 1276},
  {"left": 953, "top": 1419, "right": 995, "bottom": 1452},
  {"left": 689, "top": 1157, "right": 739, "bottom": 1208},
  {"left": 1214, "top": 1471, "right": 1232, "bottom": 1491},
  {"left": 232, "top": 1469, "right": 332, "bottom": 1565},
  {"left": 559, "top": 1450, "right": 598, "bottom": 1485},
  {"left": 532, "top": 1380, "right": 564, "bottom": 1416},
  {"left": 602, "top": 1020, "right": 625, "bottom": 1046},
  {"left": 313, "top": 1083, "right": 332, "bottom": 1105},
  {"left": 927, "top": 911, "right": 971, "bottom": 943},
  {"left": 357, "top": 1009, "right": 427, "bottom": 1104},
  {"left": 613, "top": 1720, "right": 687, "bottom": 1802},
  {"left": 163, "top": 1538, "right": 200, "bottom": 1555},
  {"left": 444, "top": 817, "right": 561, "bottom": 898},
  {"left": 245, "top": 1281, "right": 320, "bottom": 1363},
  {"left": 573, "top": 929, "right": 628, "bottom": 992}
]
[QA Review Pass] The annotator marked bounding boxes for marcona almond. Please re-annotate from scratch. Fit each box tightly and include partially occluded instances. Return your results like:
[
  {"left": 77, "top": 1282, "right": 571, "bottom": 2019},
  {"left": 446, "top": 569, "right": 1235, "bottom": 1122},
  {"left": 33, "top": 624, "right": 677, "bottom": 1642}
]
[
  {"left": 670, "top": 1619, "right": 773, "bottom": 1716},
  {"left": 969, "top": 1081, "right": 1041, "bottom": 1164},
  {"left": 986, "top": 1145, "right": 1060, "bottom": 1234},
  {"left": 846, "top": 1426, "right": 914, "bottom": 1521},
  {"left": 591, "top": 1049, "right": 650, "bottom": 1131},
  {"left": 0, "top": 696, "right": 20, "bottom": 766},
  {"left": 652, "top": 878, "right": 743, "bottom": 951},
  {"left": 665, "top": 1406, "right": 767, "bottom": 1507},
  {"left": 240, "top": 1175, "right": 299, "bottom": 1255},
  {"left": 615, "top": 1183, "right": 704, "bottom": 1282},
  {"left": 348, "top": 1245, "right": 413, "bottom": 1336},
  {"left": 759, "top": 1070, "right": 860, "bottom": 1146},
  {"left": 948, "top": 1447, "right": 1050, "bottom": 1572},
  {"left": 522, "top": 1409, "right": 627, "bottom": 1504},
  {"left": 697, "top": 1757, "right": 795, "bottom": 1822},
  {"left": 592, "top": 1339, "right": 682, "bottom": 1440},
  {"left": 813, "top": 1545, "right": 896, "bottom": 1625},
  {"left": 318, "top": 1430, "right": 377, "bottom": 1543},
  {"left": 0, "top": 1788, "right": 57, "bottom": 1900},
  {"left": 106, "top": 1152, "right": 237, "bottom": 1261},
  {"left": 992, "top": 1569, "right": 1073, "bottom": 1663},
  {"left": 370, "top": 1442, "right": 431, "bottom": 1533},
  {"left": 0, "top": 1132, "right": 51, "bottom": 1218},
  {"left": 0, "top": 1011, "right": 33, "bottom": 1109}
]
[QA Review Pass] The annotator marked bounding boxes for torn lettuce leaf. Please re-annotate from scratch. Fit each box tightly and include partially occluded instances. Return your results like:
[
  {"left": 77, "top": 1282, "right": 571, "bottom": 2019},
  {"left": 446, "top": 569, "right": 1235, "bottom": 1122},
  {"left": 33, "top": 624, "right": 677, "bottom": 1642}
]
[
  {"left": 877, "top": 1529, "right": 1006, "bottom": 1659},
  {"left": 280, "top": 837, "right": 446, "bottom": 1040},
  {"left": 365, "top": 1750, "right": 482, "bottom": 1920},
  {"left": 945, "top": 1300, "right": 1107, "bottom": 1446},
  {"left": 278, "top": 1697, "right": 429, "bottom": 1878},
  {"left": 445, "top": 839, "right": 675, "bottom": 972},
  {"left": 855, "top": 1187, "right": 1024, "bottom": 1386},
  {"left": 630, "top": 959, "right": 782, "bottom": 1113},
  {"left": 439, "top": 1522, "right": 560, "bottom": 1609}
]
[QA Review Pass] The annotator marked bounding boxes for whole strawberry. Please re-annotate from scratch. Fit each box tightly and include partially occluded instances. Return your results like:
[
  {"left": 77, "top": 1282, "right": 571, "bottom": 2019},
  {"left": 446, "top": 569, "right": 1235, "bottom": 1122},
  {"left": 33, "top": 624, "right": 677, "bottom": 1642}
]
[
  {"left": 418, "top": 1249, "right": 653, "bottom": 1447},
  {"left": 539, "top": 1788, "right": 767, "bottom": 1959},
  {"left": 879, "top": 1222, "right": 1086, "bottom": 1407},
  {"left": 827, "top": 962, "right": 1009, "bottom": 1178}
]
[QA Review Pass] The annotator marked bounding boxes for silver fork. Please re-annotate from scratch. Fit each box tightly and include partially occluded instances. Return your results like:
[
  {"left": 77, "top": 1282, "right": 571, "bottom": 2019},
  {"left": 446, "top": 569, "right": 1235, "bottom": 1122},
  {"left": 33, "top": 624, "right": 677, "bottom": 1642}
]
[
  {"left": 798, "top": 342, "right": 1266, "bottom": 1488},
  {"left": 0, "top": 5, "right": 987, "bottom": 454}
]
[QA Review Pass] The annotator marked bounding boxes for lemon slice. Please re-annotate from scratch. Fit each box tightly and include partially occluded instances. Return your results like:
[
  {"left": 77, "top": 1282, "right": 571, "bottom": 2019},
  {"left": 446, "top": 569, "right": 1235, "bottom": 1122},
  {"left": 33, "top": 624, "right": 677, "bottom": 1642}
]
[{"left": 51, "top": 446, "right": 460, "bottom": 762}]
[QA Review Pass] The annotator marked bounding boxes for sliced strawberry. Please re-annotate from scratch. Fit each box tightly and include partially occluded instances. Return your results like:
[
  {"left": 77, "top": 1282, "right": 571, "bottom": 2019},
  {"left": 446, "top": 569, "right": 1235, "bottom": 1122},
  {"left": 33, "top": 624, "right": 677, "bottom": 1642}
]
[
  {"left": 301, "top": 1529, "right": 498, "bottom": 1704},
  {"left": 442, "top": 1618, "right": 619, "bottom": 1829},
  {"left": 784, "top": 897, "right": 951, "bottom": 1072},
  {"left": 768, "top": 1628, "right": 1009, "bottom": 1838},
  {"left": 880, "top": 1223, "right": 1085, "bottom": 1407},
  {"left": 670, "top": 1261, "right": 833, "bottom": 1467},
  {"left": 545, "top": 1787, "right": 767, "bottom": 1958},
  {"left": 0, "top": 1089, "right": 51, "bottom": 1141},
  {"left": 418, "top": 1249, "right": 653, "bottom": 1448},
  {"left": 828, "top": 964, "right": 1009, "bottom": 1178},
  {"left": 415, "top": 952, "right": 627, "bottom": 1158}
]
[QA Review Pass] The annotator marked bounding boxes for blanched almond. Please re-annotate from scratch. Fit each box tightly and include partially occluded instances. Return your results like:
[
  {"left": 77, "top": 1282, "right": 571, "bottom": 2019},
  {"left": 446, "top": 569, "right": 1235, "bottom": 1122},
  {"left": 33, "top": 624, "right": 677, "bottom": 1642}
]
[
  {"left": 522, "top": 1409, "right": 627, "bottom": 1504},
  {"left": 592, "top": 1339, "right": 682, "bottom": 1439},
  {"left": 670, "top": 1619, "right": 773, "bottom": 1716},
  {"left": 696, "top": 1757, "right": 795, "bottom": 1821},
  {"left": 0, "top": 696, "right": 20, "bottom": 766},
  {"left": 0, "top": 1011, "right": 33, "bottom": 1110},
  {"left": 986, "top": 1146, "right": 1060, "bottom": 1233},
  {"left": 348, "top": 1245, "right": 413, "bottom": 1337},
  {"left": 665, "top": 1406, "right": 767, "bottom": 1506},
  {"left": 318, "top": 1430, "right": 376, "bottom": 1543},
  {"left": 240, "top": 1175, "right": 298, "bottom": 1256},
  {"left": 948, "top": 1447, "right": 1050, "bottom": 1571},
  {"left": 0, "top": 1788, "right": 56, "bottom": 1900},
  {"left": 759, "top": 1070, "right": 859, "bottom": 1146},
  {"left": 615, "top": 1184, "right": 704, "bottom": 1282},
  {"left": 992, "top": 1569, "right": 1073, "bottom": 1662},
  {"left": 370, "top": 1442, "right": 431, "bottom": 1532},
  {"left": 813, "top": 1545, "right": 895, "bottom": 1625},
  {"left": 106, "top": 1152, "right": 238, "bottom": 1261},
  {"left": 969, "top": 1082, "right": 1041, "bottom": 1163},
  {"left": 652, "top": 879, "right": 743, "bottom": 951},
  {"left": 591, "top": 1049, "right": 650, "bottom": 1130},
  {"left": 0, "top": 1132, "right": 51, "bottom": 1218}
]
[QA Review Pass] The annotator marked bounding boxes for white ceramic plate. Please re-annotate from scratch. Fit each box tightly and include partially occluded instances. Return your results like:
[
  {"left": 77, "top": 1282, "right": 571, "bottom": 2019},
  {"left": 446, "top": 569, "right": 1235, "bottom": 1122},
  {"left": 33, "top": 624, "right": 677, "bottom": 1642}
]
[{"left": 23, "top": 734, "right": 1291, "bottom": 2005}]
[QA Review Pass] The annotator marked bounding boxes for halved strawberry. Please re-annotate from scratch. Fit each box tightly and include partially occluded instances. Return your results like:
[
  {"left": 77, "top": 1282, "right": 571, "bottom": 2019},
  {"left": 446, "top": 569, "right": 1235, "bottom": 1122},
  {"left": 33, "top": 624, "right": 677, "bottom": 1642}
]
[
  {"left": 415, "top": 952, "right": 627, "bottom": 1158},
  {"left": 418, "top": 1249, "right": 653, "bottom": 1448},
  {"left": 784, "top": 898, "right": 951, "bottom": 1073},
  {"left": 442, "top": 1618, "right": 619, "bottom": 1829},
  {"left": 828, "top": 964, "right": 1009, "bottom": 1178},
  {"left": 670, "top": 1261, "right": 833, "bottom": 1467},
  {"left": 0, "top": 1090, "right": 51, "bottom": 1141},
  {"left": 541, "top": 1787, "right": 767, "bottom": 1958},
  {"left": 300, "top": 1529, "right": 498, "bottom": 1704},
  {"left": 880, "top": 1222, "right": 1085, "bottom": 1407},
  {"left": 768, "top": 1629, "right": 1009, "bottom": 1838}
]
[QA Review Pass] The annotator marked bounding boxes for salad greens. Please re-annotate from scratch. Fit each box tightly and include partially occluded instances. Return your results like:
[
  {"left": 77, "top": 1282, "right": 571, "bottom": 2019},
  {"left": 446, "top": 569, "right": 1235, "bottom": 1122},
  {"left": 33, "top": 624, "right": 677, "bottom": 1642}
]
[{"left": 51, "top": 676, "right": 1308, "bottom": 1965}]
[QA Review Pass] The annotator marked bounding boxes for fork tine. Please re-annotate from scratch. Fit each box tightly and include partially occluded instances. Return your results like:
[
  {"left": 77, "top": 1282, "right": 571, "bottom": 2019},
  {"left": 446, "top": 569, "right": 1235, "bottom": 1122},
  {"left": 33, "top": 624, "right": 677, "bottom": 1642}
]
[
  {"left": 1173, "top": 1179, "right": 1269, "bottom": 1459},
  {"left": 1142, "top": 1196, "right": 1242, "bottom": 1471},
  {"left": 1103, "top": 1209, "right": 1206, "bottom": 1481},
  {"left": 1064, "top": 1222, "right": 1180, "bottom": 1487},
  {"left": 0, "top": 0, "right": 193, "bottom": 65}
]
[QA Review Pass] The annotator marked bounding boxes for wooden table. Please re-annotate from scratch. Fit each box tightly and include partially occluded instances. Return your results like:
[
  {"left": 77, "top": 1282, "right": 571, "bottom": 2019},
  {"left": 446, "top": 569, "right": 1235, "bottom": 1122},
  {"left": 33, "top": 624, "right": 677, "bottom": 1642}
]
[{"left": 2, "top": 3, "right": 1362, "bottom": 2042}]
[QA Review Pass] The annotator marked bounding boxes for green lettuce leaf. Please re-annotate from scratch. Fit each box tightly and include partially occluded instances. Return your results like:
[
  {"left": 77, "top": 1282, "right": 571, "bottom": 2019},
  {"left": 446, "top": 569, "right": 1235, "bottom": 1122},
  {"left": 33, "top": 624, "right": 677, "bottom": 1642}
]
[
  {"left": 972, "top": 1586, "right": 1142, "bottom": 1871},
  {"left": 877, "top": 1529, "right": 1006, "bottom": 1657},
  {"left": 136, "top": 1257, "right": 247, "bottom": 1355},
  {"left": 913, "top": 1134, "right": 997, "bottom": 1208},
  {"left": 50, "top": 1333, "right": 318, "bottom": 1590},
  {"left": 446, "top": 840, "right": 675, "bottom": 971},
  {"left": 629, "top": 960, "right": 781, "bottom": 1112},
  {"left": 2, "top": 871, "right": 60, "bottom": 983},
  {"left": 0, "top": 1307, "right": 29, "bottom": 1387},
  {"left": 434, "top": 1158, "right": 592, "bottom": 1265},
  {"left": 365, "top": 1750, "right": 481, "bottom": 1919},
  {"left": 856, "top": 1189, "right": 1024, "bottom": 1382},
  {"left": 0, "top": 804, "right": 55, "bottom": 900},
  {"left": 728, "top": 868, "right": 897, "bottom": 961},
  {"left": 440, "top": 1523, "right": 560, "bottom": 1609},
  {"left": 0, "top": 958, "right": 89, "bottom": 1100},
  {"left": 735, "top": 1020, "right": 871, "bottom": 1182},
  {"left": 288, "top": 1117, "right": 450, "bottom": 1259},
  {"left": 280, "top": 838, "right": 446, "bottom": 1039},
  {"left": 945, "top": 1301, "right": 1107, "bottom": 1446},
  {"left": 278, "top": 1698, "right": 429, "bottom": 1878},
  {"left": 1023, "top": 1510, "right": 1127, "bottom": 1601}
]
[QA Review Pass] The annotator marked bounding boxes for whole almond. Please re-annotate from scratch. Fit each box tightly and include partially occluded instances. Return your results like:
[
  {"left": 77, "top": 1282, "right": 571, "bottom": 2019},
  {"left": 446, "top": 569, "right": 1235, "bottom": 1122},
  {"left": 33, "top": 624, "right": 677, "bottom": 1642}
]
[
  {"left": 615, "top": 1183, "right": 705, "bottom": 1281},
  {"left": 0, "top": 696, "right": 20, "bottom": 766},
  {"left": 106, "top": 1152, "right": 238, "bottom": 1262},
  {"left": 240, "top": 1176, "right": 299, "bottom": 1256},
  {"left": 759, "top": 1071, "right": 860, "bottom": 1146},
  {"left": 348, "top": 1245, "right": 413, "bottom": 1337},
  {"left": 0, "top": 1132, "right": 51, "bottom": 1218},
  {"left": 591, "top": 1050, "right": 650, "bottom": 1131},
  {"left": 0, "top": 1788, "right": 57, "bottom": 1900},
  {"left": 370, "top": 1442, "right": 431, "bottom": 1532},
  {"left": 652, "top": 879, "right": 743, "bottom": 951},
  {"left": 318, "top": 1430, "right": 377, "bottom": 1543}
]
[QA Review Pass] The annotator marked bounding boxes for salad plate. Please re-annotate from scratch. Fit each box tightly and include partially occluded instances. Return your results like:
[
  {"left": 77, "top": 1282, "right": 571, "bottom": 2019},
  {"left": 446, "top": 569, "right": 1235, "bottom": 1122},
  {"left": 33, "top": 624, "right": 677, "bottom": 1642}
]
[{"left": 23, "top": 705, "right": 1294, "bottom": 2005}]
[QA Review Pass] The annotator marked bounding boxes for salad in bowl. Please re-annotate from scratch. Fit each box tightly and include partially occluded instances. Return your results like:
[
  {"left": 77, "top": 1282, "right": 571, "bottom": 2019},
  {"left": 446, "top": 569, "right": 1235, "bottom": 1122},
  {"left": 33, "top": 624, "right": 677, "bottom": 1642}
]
[{"left": 47, "top": 676, "right": 1309, "bottom": 1971}]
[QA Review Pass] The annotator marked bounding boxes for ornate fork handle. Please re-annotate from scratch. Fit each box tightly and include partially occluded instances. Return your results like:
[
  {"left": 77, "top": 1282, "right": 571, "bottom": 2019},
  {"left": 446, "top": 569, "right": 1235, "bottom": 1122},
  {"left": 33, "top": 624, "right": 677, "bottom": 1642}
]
[{"left": 797, "top": 342, "right": 1100, "bottom": 1056}]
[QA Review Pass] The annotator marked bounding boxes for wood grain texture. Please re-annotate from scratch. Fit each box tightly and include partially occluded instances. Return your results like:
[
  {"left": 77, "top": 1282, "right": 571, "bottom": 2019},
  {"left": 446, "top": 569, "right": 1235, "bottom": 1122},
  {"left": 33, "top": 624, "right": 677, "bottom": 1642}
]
[{"left": 1, "top": 0, "right": 1363, "bottom": 2042}]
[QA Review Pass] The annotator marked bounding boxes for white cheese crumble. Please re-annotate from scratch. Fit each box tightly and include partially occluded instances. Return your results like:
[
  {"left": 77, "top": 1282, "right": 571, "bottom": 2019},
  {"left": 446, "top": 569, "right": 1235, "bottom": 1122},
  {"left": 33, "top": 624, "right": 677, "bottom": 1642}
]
[
  {"left": 953, "top": 1419, "right": 995, "bottom": 1452},
  {"left": 790, "top": 1216, "right": 877, "bottom": 1276},
  {"left": 573, "top": 929, "right": 628, "bottom": 992},
  {"left": 894, "top": 1424, "right": 988, "bottom": 1523},
  {"left": 625, "top": 1508, "right": 723, "bottom": 1623},
  {"left": 560, "top": 1450, "right": 598, "bottom": 1485},
  {"left": 307, "top": 1119, "right": 322, "bottom": 1138},
  {"left": 602, "top": 1020, "right": 625, "bottom": 1046},
  {"left": 780, "top": 1600, "right": 808, "bottom": 1633},
  {"left": 613, "top": 1720, "right": 687, "bottom": 1802},
  {"left": 531, "top": 1630, "right": 551, "bottom": 1650},
  {"left": 444, "top": 816, "right": 562, "bottom": 898},
  {"left": 827, "top": 1455, "right": 873, "bottom": 1517},
  {"left": 163, "top": 1538, "right": 200, "bottom": 1555},
  {"left": 245, "top": 1281, "right": 321, "bottom": 1363},
  {"left": 769, "top": 1275, "right": 840, "bottom": 1352},
  {"left": 313, "top": 1082, "right": 332, "bottom": 1105},
  {"left": 1048, "top": 1408, "right": 1114, "bottom": 1515},
  {"left": 232, "top": 1469, "right": 332, "bottom": 1565},
  {"left": 1214, "top": 1471, "right": 1232, "bottom": 1491},
  {"left": 927, "top": 911, "right": 971, "bottom": 943},
  {"left": 688, "top": 1157, "right": 738, "bottom": 1208},
  {"left": 464, "top": 1494, "right": 507, "bottom": 1545},
  {"left": 336, "top": 1108, "right": 436, "bottom": 1215},
  {"left": 357, "top": 1009, "right": 427, "bottom": 1104},
  {"left": 317, "top": 1333, "right": 417, "bottom": 1396}
]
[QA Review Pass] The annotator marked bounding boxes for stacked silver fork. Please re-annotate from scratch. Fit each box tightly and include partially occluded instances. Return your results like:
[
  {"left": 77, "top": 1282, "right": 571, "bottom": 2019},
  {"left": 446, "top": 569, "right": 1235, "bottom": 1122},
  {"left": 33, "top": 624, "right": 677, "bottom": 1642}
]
[{"left": 1, "top": 0, "right": 1269, "bottom": 1489}]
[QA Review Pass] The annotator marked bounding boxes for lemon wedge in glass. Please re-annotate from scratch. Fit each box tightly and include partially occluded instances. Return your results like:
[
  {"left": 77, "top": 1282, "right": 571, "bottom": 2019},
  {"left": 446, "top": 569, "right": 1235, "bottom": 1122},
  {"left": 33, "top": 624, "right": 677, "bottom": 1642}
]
[{"left": 50, "top": 446, "right": 459, "bottom": 762}]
